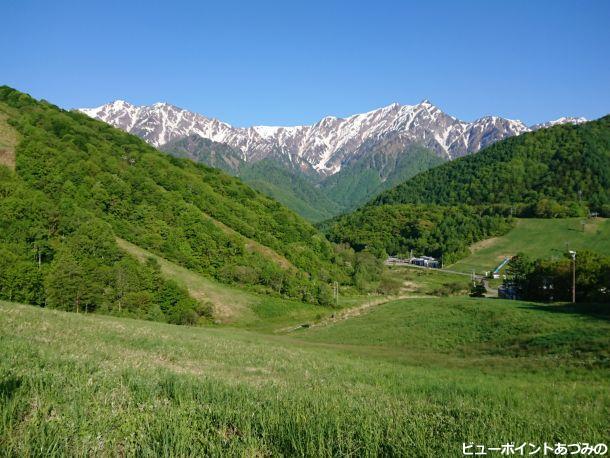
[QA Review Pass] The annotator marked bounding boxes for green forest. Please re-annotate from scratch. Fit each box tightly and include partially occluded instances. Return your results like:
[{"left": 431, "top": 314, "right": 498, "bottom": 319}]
[
  {"left": 373, "top": 116, "right": 610, "bottom": 216},
  {"left": 320, "top": 145, "right": 446, "bottom": 211},
  {"left": 325, "top": 117, "right": 610, "bottom": 261},
  {"left": 0, "top": 87, "right": 374, "bottom": 322},
  {"left": 239, "top": 158, "right": 343, "bottom": 222},
  {"left": 506, "top": 250, "right": 610, "bottom": 303},
  {"left": 321, "top": 204, "right": 512, "bottom": 264}
]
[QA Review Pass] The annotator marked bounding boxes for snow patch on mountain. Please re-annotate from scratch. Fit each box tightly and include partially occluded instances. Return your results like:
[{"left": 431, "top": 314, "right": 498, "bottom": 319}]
[{"left": 79, "top": 100, "right": 586, "bottom": 176}]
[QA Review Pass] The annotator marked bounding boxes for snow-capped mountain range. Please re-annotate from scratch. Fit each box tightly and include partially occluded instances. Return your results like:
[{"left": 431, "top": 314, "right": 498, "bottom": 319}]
[
  {"left": 79, "top": 100, "right": 586, "bottom": 176},
  {"left": 530, "top": 116, "right": 588, "bottom": 130}
]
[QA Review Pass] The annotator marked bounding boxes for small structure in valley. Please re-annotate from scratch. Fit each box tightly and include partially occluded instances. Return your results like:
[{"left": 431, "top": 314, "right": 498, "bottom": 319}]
[
  {"left": 410, "top": 256, "right": 440, "bottom": 268},
  {"left": 385, "top": 255, "right": 440, "bottom": 268}
]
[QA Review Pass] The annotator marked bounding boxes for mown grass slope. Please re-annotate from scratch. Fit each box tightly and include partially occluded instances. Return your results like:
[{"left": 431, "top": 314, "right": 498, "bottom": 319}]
[
  {"left": 1, "top": 298, "right": 608, "bottom": 456},
  {"left": 450, "top": 217, "right": 610, "bottom": 274}
]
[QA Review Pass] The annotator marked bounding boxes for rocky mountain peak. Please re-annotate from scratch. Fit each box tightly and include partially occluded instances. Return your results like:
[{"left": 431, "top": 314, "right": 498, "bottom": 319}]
[{"left": 79, "top": 100, "right": 587, "bottom": 176}]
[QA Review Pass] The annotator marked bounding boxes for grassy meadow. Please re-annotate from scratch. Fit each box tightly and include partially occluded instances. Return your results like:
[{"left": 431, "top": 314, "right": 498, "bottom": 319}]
[
  {"left": 449, "top": 217, "right": 610, "bottom": 275},
  {"left": 1, "top": 296, "right": 608, "bottom": 456}
]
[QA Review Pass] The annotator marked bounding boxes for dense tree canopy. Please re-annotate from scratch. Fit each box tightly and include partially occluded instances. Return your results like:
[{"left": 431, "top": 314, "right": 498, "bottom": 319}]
[
  {"left": 321, "top": 145, "right": 446, "bottom": 211},
  {"left": 373, "top": 117, "right": 610, "bottom": 216},
  {"left": 239, "top": 158, "right": 343, "bottom": 222},
  {"left": 0, "top": 86, "right": 359, "bottom": 320},
  {"left": 506, "top": 251, "right": 610, "bottom": 303},
  {"left": 321, "top": 204, "right": 512, "bottom": 264}
]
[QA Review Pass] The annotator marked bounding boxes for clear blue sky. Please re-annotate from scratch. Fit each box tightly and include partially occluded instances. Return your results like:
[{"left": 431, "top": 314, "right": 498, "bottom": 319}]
[{"left": 2, "top": 0, "right": 609, "bottom": 126}]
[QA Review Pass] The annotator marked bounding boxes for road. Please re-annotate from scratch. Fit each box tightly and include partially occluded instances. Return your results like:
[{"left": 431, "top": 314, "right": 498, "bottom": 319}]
[
  {"left": 386, "top": 261, "right": 484, "bottom": 280},
  {"left": 387, "top": 261, "right": 499, "bottom": 297}
]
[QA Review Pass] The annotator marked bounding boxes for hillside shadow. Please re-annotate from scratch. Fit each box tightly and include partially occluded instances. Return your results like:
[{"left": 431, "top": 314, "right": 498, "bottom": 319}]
[
  {"left": 0, "top": 376, "right": 22, "bottom": 400},
  {"left": 517, "top": 302, "right": 610, "bottom": 322}
]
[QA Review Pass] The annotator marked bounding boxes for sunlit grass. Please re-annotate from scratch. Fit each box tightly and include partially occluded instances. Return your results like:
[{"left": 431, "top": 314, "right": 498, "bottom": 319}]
[
  {"left": 450, "top": 217, "right": 610, "bottom": 274},
  {"left": 1, "top": 298, "right": 608, "bottom": 456}
]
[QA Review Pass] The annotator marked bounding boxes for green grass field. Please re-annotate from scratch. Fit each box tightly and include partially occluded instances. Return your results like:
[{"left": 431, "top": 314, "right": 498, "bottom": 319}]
[
  {"left": 450, "top": 217, "right": 610, "bottom": 275},
  {"left": 2, "top": 298, "right": 608, "bottom": 456}
]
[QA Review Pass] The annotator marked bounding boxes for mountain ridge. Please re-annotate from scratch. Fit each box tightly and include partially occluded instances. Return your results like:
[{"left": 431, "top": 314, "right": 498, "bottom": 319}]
[{"left": 80, "top": 100, "right": 586, "bottom": 176}]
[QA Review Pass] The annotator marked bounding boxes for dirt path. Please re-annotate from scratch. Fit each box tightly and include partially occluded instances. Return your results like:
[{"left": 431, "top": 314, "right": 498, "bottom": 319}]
[{"left": 280, "top": 295, "right": 433, "bottom": 333}]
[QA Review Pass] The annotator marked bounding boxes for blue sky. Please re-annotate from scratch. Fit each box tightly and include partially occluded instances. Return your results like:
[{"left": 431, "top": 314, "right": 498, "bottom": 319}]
[{"left": 2, "top": 0, "right": 609, "bottom": 126}]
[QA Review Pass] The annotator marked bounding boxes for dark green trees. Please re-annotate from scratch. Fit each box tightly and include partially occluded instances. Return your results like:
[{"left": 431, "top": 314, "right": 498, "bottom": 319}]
[
  {"left": 469, "top": 282, "right": 487, "bottom": 297},
  {"left": 322, "top": 204, "right": 512, "bottom": 264},
  {"left": 506, "top": 251, "right": 610, "bottom": 303}
]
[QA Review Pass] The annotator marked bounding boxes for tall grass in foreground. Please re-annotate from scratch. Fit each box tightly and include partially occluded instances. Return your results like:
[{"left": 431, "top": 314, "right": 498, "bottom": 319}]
[{"left": 1, "top": 299, "right": 609, "bottom": 456}]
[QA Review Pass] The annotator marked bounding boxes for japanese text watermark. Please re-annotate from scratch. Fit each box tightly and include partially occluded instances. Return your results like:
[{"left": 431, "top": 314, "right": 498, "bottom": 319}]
[{"left": 463, "top": 442, "right": 607, "bottom": 456}]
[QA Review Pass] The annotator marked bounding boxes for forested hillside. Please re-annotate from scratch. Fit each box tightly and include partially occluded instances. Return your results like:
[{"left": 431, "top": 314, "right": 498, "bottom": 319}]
[
  {"left": 322, "top": 204, "right": 512, "bottom": 264},
  {"left": 322, "top": 118, "right": 610, "bottom": 261},
  {"left": 374, "top": 116, "right": 610, "bottom": 216},
  {"left": 321, "top": 146, "right": 446, "bottom": 210},
  {"left": 240, "top": 159, "right": 343, "bottom": 222},
  {"left": 0, "top": 87, "right": 354, "bottom": 322}
]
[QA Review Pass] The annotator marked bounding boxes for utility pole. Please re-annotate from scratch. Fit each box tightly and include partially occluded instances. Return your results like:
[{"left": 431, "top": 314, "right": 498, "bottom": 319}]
[
  {"left": 333, "top": 281, "right": 339, "bottom": 307},
  {"left": 569, "top": 251, "right": 576, "bottom": 303}
]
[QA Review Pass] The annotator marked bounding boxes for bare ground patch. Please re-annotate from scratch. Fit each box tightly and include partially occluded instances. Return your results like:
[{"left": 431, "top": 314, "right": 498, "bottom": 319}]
[
  {"left": 281, "top": 295, "right": 431, "bottom": 333},
  {"left": 469, "top": 236, "right": 500, "bottom": 253},
  {"left": 0, "top": 110, "right": 18, "bottom": 170}
]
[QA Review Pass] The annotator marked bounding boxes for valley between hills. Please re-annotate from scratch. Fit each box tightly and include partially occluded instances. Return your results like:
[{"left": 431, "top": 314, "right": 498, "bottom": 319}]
[{"left": 1, "top": 86, "right": 609, "bottom": 456}]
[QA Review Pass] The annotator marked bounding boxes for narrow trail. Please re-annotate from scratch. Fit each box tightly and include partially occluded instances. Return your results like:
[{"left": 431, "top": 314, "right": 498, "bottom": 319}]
[{"left": 279, "top": 295, "right": 433, "bottom": 334}]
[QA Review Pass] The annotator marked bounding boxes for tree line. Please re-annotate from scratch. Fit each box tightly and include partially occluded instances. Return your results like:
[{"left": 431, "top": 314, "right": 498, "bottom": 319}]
[
  {"left": 320, "top": 204, "right": 512, "bottom": 264},
  {"left": 506, "top": 251, "right": 609, "bottom": 304}
]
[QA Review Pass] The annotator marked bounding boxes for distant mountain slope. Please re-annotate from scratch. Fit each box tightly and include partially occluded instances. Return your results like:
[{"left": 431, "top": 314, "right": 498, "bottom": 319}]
[
  {"left": 321, "top": 145, "right": 446, "bottom": 210},
  {"left": 160, "top": 134, "right": 245, "bottom": 174},
  {"left": 81, "top": 99, "right": 587, "bottom": 221},
  {"left": 239, "top": 159, "right": 342, "bottom": 223},
  {"left": 531, "top": 116, "right": 587, "bottom": 130},
  {"left": 159, "top": 139, "right": 340, "bottom": 222},
  {"left": 0, "top": 86, "right": 349, "bottom": 321},
  {"left": 373, "top": 116, "right": 610, "bottom": 215},
  {"left": 80, "top": 99, "right": 585, "bottom": 176}
]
